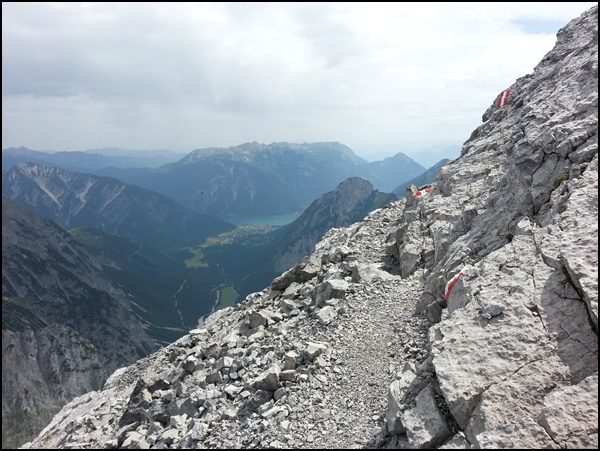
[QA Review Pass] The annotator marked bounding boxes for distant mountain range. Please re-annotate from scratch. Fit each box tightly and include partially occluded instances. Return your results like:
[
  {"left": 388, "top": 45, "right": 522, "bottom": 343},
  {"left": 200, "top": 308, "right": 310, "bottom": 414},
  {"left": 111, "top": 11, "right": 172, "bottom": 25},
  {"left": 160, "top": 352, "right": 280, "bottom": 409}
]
[
  {"left": 355, "top": 143, "right": 460, "bottom": 168},
  {"left": 2, "top": 146, "right": 183, "bottom": 171},
  {"left": 2, "top": 162, "right": 235, "bottom": 248},
  {"left": 94, "top": 141, "right": 425, "bottom": 217},
  {"left": 4, "top": 142, "right": 426, "bottom": 217}
]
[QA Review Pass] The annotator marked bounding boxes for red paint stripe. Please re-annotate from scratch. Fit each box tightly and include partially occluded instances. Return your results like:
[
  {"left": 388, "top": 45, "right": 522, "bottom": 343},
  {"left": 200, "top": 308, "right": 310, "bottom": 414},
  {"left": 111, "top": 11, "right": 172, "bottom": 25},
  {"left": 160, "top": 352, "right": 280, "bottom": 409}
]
[
  {"left": 445, "top": 272, "right": 463, "bottom": 303},
  {"left": 497, "top": 89, "right": 510, "bottom": 107}
]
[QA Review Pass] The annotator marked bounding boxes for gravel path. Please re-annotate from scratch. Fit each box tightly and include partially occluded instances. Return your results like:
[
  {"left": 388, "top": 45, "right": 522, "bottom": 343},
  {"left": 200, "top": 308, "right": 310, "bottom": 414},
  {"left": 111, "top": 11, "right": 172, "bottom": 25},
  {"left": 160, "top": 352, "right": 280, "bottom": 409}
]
[
  {"left": 304, "top": 280, "right": 428, "bottom": 449},
  {"left": 277, "top": 204, "right": 431, "bottom": 449}
]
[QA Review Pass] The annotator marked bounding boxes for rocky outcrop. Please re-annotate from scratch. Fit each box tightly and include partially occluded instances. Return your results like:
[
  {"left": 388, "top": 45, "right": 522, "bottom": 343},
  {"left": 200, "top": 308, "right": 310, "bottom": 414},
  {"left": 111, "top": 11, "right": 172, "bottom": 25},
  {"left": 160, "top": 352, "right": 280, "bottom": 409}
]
[
  {"left": 392, "top": 158, "right": 450, "bottom": 197},
  {"left": 387, "top": 5, "right": 598, "bottom": 448},
  {"left": 21, "top": 5, "right": 598, "bottom": 449}
]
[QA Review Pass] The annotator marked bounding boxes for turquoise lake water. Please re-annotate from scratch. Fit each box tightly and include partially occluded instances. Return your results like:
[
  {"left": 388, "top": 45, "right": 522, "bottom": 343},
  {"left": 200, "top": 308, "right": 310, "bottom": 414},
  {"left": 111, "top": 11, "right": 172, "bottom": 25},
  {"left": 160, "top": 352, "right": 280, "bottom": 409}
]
[{"left": 219, "top": 212, "right": 302, "bottom": 226}]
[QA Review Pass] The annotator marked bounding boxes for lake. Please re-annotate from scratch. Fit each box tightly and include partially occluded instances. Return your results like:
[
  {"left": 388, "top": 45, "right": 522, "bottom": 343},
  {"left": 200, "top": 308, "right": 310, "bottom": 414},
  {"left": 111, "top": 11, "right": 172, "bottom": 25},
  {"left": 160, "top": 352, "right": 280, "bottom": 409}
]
[{"left": 218, "top": 212, "right": 302, "bottom": 226}]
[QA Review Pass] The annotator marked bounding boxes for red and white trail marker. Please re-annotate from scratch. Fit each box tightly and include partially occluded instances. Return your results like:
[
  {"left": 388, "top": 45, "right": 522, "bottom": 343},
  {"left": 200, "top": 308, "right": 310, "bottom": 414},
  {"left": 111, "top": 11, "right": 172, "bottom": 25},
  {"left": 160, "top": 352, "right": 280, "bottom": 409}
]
[
  {"left": 444, "top": 272, "right": 463, "bottom": 304},
  {"left": 415, "top": 187, "right": 433, "bottom": 197},
  {"left": 497, "top": 89, "right": 511, "bottom": 107}
]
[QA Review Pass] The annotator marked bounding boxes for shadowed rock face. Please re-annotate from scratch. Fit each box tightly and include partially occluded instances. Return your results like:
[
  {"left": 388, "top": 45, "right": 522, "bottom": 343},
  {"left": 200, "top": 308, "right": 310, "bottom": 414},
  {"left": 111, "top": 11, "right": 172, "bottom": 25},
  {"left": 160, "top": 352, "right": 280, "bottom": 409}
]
[
  {"left": 20, "top": 5, "right": 597, "bottom": 450},
  {"left": 2, "top": 199, "right": 157, "bottom": 449},
  {"left": 270, "top": 176, "right": 397, "bottom": 274}
]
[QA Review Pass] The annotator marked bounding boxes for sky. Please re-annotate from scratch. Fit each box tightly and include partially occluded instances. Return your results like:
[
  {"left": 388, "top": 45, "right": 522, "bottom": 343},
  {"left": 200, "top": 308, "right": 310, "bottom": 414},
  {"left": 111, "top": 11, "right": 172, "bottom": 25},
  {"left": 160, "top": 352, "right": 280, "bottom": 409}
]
[{"left": 2, "top": 2, "right": 596, "bottom": 161}]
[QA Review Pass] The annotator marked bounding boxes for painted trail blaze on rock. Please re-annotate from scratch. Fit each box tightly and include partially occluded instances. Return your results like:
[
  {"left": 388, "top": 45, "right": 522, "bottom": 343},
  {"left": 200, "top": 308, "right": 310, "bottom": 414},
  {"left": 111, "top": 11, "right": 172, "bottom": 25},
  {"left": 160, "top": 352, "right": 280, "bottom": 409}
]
[
  {"left": 444, "top": 272, "right": 462, "bottom": 304},
  {"left": 415, "top": 187, "right": 433, "bottom": 198},
  {"left": 497, "top": 89, "right": 511, "bottom": 107}
]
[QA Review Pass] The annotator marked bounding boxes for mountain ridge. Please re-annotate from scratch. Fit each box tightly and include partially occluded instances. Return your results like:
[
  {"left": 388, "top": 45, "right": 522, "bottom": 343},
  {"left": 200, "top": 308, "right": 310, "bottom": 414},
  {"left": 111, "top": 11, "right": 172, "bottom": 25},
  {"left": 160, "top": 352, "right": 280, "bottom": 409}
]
[
  {"left": 94, "top": 141, "right": 423, "bottom": 216},
  {"left": 269, "top": 176, "right": 398, "bottom": 274},
  {"left": 2, "top": 162, "right": 235, "bottom": 248},
  {"left": 4, "top": 141, "right": 425, "bottom": 218},
  {"left": 2, "top": 146, "right": 182, "bottom": 171}
]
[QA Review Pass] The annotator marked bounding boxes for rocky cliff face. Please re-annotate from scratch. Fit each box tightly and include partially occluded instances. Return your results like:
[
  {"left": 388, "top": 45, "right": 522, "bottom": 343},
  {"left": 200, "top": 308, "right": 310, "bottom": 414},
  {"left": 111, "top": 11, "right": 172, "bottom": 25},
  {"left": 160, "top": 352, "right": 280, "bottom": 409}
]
[
  {"left": 2, "top": 199, "right": 157, "bottom": 448},
  {"left": 386, "top": 5, "right": 598, "bottom": 447},
  {"left": 21, "top": 5, "right": 597, "bottom": 449}
]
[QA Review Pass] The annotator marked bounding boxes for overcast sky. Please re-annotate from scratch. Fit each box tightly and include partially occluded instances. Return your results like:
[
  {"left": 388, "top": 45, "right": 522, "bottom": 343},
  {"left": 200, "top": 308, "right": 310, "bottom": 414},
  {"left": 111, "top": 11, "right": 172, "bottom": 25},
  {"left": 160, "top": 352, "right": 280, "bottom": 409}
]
[{"left": 2, "top": 2, "right": 596, "bottom": 160}]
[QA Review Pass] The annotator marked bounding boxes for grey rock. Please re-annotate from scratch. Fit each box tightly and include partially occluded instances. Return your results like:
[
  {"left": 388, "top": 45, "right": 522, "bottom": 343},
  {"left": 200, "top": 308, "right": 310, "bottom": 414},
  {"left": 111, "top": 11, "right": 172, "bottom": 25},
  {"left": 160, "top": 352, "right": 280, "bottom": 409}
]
[
  {"left": 316, "top": 305, "right": 337, "bottom": 325},
  {"left": 537, "top": 372, "right": 598, "bottom": 449},
  {"left": 304, "top": 342, "right": 327, "bottom": 361},
  {"left": 312, "top": 279, "right": 349, "bottom": 305},
  {"left": 253, "top": 366, "right": 281, "bottom": 391},
  {"left": 403, "top": 385, "right": 452, "bottom": 448}
]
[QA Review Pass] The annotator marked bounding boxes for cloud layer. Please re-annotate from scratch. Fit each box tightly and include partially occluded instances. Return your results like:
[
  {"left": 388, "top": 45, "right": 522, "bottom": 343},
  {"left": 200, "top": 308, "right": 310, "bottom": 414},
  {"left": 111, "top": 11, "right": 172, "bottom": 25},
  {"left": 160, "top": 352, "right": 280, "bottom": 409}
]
[{"left": 2, "top": 2, "right": 596, "bottom": 159}]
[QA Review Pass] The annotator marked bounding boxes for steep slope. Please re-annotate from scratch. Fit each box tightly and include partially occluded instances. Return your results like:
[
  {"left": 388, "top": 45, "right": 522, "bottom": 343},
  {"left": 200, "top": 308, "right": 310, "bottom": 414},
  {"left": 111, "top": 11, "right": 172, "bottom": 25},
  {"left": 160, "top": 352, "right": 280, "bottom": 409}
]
[
  {"left": 2, "top": 198, "right": 157, "bottom": 449},
  {"left": 21, "top": 5, "right": 597, "bottom": 450},
  {"left": 269, "top": 176, "right": 398, "bottom": 273},
  {"left": 386, "top": 5, "right": 598, "bottom": 447},
  {"left": 2, "top": 163, "right": 235, "bottom": 248},
  {"left": 67, "top": 227, "right": 227, "bottom": 347}
]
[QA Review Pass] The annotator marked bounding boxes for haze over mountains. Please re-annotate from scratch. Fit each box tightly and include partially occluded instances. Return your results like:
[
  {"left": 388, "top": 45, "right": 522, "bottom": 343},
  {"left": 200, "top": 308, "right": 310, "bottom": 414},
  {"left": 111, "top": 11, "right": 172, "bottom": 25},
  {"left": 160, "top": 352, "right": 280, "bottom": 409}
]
[
  {"left": 88, "top": 141, "right": 425, "bottom": 217},
  {"left": 3, "top": 143, "right": 451, "bottom": 173},
  {"left": 356, "top": 143, "right": 460, "bottom": 168},
  {"left": 3, "top": 142, "right": 442, "bottom": 218},
  {"left": 2, "top": 146, "right": 184, "bottom": 172}
]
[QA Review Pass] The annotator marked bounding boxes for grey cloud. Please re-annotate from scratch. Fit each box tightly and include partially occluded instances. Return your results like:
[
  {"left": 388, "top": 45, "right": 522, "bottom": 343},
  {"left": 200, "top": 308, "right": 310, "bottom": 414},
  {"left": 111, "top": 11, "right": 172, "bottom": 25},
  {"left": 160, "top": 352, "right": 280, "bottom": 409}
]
[
  {"left": 293, "top": 5, "right": 365, "bottom": 69},
  {"left": 3, "top": 2, "right": 597, "bottom": 156},
  {"left": 3, "top": 4, "right": 219, "bottom": 105}
]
